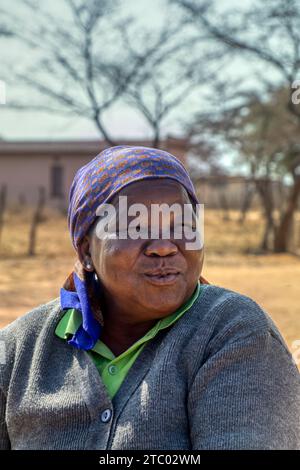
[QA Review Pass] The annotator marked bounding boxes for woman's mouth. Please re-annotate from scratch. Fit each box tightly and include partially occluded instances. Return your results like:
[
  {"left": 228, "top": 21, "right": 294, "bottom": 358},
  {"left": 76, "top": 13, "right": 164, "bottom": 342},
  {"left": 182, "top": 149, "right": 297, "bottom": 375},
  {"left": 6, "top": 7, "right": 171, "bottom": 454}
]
[{"left": 143, "top": 271, "right": 180, "bottom": 286}]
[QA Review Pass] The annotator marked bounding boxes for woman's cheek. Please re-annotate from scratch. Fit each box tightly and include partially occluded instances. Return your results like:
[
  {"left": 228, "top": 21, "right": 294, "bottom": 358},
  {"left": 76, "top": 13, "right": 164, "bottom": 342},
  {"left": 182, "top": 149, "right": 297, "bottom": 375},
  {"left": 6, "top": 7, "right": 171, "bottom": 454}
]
[{"left": 102, "top": 240, "right": 139, "bottom": 269}]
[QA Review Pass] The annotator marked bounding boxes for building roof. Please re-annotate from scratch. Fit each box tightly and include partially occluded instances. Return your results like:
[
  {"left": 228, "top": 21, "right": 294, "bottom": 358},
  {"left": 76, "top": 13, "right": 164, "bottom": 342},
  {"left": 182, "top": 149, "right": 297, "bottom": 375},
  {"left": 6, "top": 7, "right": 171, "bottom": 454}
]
[{"left": 0, "top": 137, "right": 189, "bottom": 157}]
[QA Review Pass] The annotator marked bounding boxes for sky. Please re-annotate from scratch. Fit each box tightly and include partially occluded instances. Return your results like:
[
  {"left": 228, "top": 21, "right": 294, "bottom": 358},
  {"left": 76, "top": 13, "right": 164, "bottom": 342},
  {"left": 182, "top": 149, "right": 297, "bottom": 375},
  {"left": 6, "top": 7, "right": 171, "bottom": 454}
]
[
  {"left": 0, "top": 0, "right": 255, "bottom": 146},
  {"left": 0, "top": 0, "right": 260, "bottom": 184},
  {"left": 0, "top": 0, "right": 173, "bottom": 141}
]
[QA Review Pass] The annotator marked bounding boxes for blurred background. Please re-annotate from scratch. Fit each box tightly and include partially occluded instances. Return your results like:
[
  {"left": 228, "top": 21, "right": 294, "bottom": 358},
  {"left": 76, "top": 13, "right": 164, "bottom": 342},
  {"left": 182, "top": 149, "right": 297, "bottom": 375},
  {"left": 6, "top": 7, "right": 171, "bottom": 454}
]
[{"left": 0, "top": 0, "right": 299, "bottom": 356}]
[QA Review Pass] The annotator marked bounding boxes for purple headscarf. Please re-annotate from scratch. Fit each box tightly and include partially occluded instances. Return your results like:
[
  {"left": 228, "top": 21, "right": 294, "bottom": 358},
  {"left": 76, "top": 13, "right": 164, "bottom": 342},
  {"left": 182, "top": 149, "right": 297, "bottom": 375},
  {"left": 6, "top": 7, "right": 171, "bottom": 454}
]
[
  {"left": 68, "top": 145, "right": 199, "bottom": 250},
  {"left": 60, "top": 145, "right": 201, "bottom": 350}
]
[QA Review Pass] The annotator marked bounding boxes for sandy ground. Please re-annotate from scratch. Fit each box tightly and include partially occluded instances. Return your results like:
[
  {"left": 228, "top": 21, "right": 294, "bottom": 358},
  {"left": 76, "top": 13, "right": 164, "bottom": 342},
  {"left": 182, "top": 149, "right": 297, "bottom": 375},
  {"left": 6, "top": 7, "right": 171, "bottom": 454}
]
[{"left": 0, "top": 208, "right": 299, "bottom": 354}]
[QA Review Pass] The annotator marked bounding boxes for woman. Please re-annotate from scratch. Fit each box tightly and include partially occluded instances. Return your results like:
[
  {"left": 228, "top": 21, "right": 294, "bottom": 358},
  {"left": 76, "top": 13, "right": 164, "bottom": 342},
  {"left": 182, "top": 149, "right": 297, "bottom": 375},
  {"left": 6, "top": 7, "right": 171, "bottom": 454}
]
[{"left": 0, "top": 146, "right": 299, "bottom": 450}]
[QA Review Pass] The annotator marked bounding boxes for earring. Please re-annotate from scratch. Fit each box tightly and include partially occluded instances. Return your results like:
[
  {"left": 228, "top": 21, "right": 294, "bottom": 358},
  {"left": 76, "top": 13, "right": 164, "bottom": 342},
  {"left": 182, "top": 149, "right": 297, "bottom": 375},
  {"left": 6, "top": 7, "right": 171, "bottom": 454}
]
[{"left": 84, "top": 259, "right": 93, "bottom": 270}]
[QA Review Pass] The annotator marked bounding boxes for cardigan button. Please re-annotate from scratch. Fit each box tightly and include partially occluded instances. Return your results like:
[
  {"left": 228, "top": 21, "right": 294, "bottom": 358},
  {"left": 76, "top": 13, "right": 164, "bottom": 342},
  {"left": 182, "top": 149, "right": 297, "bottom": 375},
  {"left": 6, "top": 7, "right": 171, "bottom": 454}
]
[{"left": 101, "top": 409, "right": 112, "bottom": 423}]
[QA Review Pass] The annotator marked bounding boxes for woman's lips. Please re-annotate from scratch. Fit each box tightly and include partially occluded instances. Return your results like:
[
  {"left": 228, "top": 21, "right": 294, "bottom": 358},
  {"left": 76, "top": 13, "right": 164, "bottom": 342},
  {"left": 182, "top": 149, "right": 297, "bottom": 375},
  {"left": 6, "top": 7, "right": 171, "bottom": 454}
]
[{"left": 143, "top": 272, "right": 180, "bottom": 286}]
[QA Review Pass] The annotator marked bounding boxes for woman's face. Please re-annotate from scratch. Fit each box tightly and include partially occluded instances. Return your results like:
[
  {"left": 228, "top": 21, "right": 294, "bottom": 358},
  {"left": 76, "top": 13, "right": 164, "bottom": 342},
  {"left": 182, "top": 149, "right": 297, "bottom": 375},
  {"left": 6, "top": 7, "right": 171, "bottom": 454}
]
[{"left": 81, "top": 178, "right": 204, "bottom": 323}]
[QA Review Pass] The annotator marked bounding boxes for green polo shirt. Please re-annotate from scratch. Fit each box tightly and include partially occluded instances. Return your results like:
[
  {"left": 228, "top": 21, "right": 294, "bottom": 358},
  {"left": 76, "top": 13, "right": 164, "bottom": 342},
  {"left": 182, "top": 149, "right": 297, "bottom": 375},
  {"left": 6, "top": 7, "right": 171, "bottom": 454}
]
[{"left": 55, "top": 281, "right": 201, "bottom": 399}]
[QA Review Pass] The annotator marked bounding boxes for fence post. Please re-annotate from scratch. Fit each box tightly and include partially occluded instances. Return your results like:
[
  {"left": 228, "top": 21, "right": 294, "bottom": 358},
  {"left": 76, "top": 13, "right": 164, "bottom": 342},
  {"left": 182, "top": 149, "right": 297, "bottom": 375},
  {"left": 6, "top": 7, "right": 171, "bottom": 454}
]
[
  {"left": 0, "top": 184, "right": 7, "bottom": 248},
  {"left": 28, "top": 186, "right": 46, "bottom": 256}
]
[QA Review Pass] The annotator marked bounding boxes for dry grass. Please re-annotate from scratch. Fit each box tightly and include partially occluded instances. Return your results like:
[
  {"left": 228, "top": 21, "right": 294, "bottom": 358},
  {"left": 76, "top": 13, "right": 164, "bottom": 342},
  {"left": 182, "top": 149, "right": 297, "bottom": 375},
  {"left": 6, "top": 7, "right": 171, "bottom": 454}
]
[{"left": 0, "top": 208, "right": 299, "bottom": 355}]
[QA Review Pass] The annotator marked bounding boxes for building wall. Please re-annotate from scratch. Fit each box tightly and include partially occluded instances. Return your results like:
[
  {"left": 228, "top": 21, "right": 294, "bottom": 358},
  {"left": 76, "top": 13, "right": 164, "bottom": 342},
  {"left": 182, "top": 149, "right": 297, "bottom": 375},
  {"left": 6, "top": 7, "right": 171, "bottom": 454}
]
[
  {"left": 0, "top": 140, "right": 188, "bottom": 208},
  {"left": 0, "top": 154, "right": 96, "bottom": 207},
  {"left": 0, "top": 154, "right": 51, "bottom": 206},
  {"left": 1, "top": 155, "right": 286, "bottom": 211}
]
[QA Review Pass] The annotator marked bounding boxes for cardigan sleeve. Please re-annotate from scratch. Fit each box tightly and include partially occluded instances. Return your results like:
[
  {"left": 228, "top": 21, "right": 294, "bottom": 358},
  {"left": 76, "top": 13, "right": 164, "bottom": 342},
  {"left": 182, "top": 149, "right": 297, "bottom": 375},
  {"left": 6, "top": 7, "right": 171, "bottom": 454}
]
[
  {"left": 188, "top": 331, "right": 300, "bottom": 450},
  {"left": 0, "top": 385, "right": 10, "bottom": 450},
  {"left": 0, "top": 332, "right": 11, "bottom": 450}
]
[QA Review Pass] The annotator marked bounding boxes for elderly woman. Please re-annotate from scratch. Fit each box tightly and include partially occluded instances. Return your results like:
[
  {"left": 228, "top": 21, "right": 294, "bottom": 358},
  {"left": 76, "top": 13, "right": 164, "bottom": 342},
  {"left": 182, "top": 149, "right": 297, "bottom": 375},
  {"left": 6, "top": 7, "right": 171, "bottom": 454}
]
[{"left": 0, "top": 146, "right": 299, "bottom": 450}]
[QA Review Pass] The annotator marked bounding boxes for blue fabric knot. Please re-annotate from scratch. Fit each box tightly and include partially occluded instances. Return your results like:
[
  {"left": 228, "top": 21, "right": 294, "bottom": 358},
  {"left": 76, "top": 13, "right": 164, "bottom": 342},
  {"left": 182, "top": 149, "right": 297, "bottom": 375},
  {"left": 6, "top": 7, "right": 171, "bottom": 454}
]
[{"left": 60, "top": 272, "right": 102, "bottom": 350}]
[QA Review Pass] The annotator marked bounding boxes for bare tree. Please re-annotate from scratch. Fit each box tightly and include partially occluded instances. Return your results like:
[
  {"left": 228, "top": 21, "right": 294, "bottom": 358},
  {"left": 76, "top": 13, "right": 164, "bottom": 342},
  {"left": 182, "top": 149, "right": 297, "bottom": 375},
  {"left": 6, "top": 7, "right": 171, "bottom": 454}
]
[
  {"left": 0, "top": 1, "right": 180, "bottom": 144},
  {"left": 172, "top": 0, "right": 300, "bottom": 251},
  {"left": 1, "top": 0, "right": 122, "bottom": 143},
  {"left": 190, "top": 85, "right": 300, "bottom": 252},
  {"left": 0, "top": 23, "right": 12, "bottom": 36},
  {"left": 121, "top": 24, "right": 221, "bottom": 147},
  {"left": 239, "top": 181, "right": 255, "bottom": 225},
  {"left": 172, "top": 0, "right": 300, "bottom": 117},
  {"left": 0, "top": 0, "right": 212, "bottom": 146}
]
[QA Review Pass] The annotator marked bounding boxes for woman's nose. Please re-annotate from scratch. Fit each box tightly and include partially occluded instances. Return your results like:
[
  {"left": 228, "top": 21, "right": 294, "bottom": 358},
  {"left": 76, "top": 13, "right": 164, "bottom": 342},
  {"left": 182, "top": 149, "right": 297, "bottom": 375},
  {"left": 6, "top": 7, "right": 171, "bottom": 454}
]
[{"left": 144, "top": 239, "right": 178, "bottom": 257}]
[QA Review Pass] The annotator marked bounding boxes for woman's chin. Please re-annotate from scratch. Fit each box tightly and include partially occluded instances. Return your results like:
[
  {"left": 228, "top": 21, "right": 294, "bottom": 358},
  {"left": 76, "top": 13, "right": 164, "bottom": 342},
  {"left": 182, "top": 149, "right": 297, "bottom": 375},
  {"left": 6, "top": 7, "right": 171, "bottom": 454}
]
[{"left": 141, "top": 293, "right": 185, "bottom": 317}]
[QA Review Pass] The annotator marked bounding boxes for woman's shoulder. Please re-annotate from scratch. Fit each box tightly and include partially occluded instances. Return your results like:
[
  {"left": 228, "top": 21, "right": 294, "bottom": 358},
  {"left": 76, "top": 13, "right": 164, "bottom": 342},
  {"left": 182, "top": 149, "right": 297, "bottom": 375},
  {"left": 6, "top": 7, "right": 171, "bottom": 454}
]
[
  {"left": 0, "top": 297, "right": 62, "bottom": 349},
  {"left": 188, "top": 283, "right": 287, "bottom": 350},
  {"left": 0, "top": 298, "right": 63, "bottom": 392}
]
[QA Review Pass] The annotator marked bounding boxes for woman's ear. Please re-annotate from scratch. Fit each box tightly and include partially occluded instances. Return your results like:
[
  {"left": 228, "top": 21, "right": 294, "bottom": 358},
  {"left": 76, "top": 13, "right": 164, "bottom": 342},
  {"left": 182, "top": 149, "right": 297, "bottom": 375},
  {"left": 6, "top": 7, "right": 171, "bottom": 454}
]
[{"left": 77, "top": 235, "right": 94, "bottom": 272}]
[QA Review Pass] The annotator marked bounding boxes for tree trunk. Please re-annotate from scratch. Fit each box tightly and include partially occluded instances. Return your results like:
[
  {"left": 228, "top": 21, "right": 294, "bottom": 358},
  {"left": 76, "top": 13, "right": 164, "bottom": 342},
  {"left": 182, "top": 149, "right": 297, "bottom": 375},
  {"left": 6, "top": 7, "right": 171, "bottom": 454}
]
[
  {"left": 151, "top": 125, "right": 160, "bottom": 149},
  {"left": 220, "top": 192, "right": 230, "bottom": 221},
  {"left": 273, "top": 177, "right": 300, "bottom": 253},
  {"left": 239, "top": 180, "right": 255, "bottom": 225},
  {"left": 260, "top": 216, "right": 274, "bottom": 252},
  {"left": 94, "top": 114, "right": 116, "bottom": 147},
  {"left": 255, "top": 178, "right": 275, "bottom": 252}
]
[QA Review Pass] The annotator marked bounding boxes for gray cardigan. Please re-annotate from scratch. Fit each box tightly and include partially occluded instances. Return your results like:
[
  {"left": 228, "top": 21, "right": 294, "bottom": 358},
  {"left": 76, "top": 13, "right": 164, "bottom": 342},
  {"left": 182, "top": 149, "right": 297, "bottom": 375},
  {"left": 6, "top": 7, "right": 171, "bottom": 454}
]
[{"left": 0, "top": 284, "right": 299, "bottom": 450}]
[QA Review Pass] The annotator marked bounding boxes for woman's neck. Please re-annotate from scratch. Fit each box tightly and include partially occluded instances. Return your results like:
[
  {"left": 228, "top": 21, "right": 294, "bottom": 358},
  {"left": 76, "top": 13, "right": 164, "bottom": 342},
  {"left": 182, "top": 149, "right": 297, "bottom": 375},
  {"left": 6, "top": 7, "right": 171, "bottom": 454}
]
[{"left": 100, "top": 316, "right": 157, "bottom": 357}]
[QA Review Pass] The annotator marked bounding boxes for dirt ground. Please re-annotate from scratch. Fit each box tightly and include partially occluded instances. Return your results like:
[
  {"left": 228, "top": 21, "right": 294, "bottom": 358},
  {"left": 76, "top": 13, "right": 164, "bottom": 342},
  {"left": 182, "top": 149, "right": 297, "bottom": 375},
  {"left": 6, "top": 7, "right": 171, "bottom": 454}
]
[{"left": 0, "top": 208, "right": 299, "bottom": 354}]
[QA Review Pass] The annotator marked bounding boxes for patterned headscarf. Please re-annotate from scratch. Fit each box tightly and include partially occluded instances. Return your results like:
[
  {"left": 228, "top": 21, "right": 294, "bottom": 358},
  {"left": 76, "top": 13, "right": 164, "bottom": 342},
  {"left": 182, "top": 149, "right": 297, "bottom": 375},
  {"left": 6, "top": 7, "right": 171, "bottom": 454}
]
[{"left": 60, "top": 145, "right": 209, "bottom": 350}]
